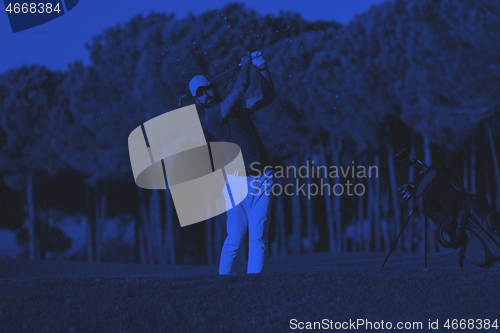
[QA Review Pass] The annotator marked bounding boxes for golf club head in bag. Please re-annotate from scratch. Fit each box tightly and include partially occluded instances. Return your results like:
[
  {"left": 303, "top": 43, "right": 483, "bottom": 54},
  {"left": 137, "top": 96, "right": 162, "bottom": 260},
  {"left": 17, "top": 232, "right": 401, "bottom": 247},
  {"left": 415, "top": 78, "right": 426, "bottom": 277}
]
[{"left": 398, "top": 182, "right": 416, "bottom": 201}]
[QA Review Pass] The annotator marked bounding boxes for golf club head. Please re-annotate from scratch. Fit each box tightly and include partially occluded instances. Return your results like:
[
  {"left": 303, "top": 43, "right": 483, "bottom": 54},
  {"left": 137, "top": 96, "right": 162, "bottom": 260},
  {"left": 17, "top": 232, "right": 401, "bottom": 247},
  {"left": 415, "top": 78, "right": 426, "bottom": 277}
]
[
  {"left": 398, "top": 183, "right": 415, "bottom": 200},
  {"left": 403, "top": 192, "right": 414, "bottom": 201},
  {"left": 393, "top": 148, "right": 412, "bottom": 162},
  {"left": 408, "top": 157, "right": 419, "bottom": 166},
  {"left": 398, "top": 183, "right": 410, "bottom": 196}
]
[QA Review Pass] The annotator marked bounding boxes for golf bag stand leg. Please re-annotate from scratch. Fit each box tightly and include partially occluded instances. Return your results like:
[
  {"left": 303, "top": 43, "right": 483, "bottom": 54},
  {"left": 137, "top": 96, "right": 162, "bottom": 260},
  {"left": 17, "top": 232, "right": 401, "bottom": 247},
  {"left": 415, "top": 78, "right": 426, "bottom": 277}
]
[
  {"left": 425, "top": 215, "right": 428, "bottom": 267},
  {"left": 382, "top": 203, "right": 417, "bottom": 267}
]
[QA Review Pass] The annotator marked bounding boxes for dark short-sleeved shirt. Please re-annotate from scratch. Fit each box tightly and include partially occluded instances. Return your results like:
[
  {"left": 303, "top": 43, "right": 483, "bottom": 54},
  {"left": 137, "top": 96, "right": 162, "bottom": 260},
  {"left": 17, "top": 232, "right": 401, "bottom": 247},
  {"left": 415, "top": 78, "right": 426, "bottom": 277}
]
[{"left": 199, "top": 103, "right": 270, "bottom": 172}]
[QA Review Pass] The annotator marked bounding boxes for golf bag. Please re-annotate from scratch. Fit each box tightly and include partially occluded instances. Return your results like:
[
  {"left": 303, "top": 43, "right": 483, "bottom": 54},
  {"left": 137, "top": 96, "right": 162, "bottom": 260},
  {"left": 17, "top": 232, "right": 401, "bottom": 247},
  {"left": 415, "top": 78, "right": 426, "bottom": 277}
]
[
  {"left": 384, "top": 149, "right": 500, "bottom": 268},
  {"left": 413, "top": 165, "right": 500, "bottom": 267},
  {"left": 411, "top": 164, "right": 500, "bottom": 267}
]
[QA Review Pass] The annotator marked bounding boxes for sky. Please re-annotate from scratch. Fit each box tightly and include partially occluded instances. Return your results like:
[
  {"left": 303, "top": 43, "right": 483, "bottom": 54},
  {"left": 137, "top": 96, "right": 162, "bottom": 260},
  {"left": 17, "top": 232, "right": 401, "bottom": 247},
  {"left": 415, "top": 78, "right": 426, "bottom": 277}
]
[{"left": 0, "top": 0, "right": 389, "bottom": 73}]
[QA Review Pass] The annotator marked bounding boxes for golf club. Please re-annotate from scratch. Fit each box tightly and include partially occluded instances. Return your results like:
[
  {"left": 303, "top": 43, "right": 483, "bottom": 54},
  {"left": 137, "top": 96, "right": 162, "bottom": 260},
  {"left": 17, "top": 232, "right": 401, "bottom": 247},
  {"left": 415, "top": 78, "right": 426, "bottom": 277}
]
[{"left": 398, "top": 182, "right": 415, "bottom": 201}]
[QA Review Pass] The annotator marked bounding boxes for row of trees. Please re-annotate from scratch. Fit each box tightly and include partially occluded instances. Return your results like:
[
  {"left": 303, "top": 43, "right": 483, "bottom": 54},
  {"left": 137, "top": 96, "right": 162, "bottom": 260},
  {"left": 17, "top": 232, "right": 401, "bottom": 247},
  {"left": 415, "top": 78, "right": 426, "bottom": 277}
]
[{"left": 1, "top": 0, "right": 500, "bottom": 264}]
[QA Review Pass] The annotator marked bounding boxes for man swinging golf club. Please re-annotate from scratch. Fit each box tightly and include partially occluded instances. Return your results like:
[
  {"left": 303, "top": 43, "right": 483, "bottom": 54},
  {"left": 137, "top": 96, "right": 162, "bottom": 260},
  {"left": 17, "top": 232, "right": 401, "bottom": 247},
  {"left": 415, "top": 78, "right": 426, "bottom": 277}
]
[{"left": 189, "top": 51, "right": 275, "bottom": 274}]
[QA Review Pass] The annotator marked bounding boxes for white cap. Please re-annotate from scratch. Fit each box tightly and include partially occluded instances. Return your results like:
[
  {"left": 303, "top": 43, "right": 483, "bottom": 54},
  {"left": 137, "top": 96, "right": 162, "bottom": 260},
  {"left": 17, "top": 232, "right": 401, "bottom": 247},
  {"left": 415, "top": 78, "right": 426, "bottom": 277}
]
[{"left": 189, "top": 75, "right": 211, "bottom": 97}]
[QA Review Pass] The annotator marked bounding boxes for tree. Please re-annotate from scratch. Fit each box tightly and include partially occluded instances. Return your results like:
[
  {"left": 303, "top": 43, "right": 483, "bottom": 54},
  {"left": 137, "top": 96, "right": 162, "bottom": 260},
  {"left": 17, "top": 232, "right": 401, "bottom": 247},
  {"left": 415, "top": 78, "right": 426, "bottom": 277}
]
[{"left": 0, "top": 65, "right": 65, "bottom": 260}]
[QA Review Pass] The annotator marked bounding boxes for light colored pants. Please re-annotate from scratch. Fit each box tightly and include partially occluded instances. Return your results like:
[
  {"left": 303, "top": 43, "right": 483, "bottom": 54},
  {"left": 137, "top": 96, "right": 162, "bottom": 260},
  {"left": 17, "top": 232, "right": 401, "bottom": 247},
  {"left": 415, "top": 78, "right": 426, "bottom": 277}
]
[{"left": 219, "top": 170, "right": 274, "bottom": 274}]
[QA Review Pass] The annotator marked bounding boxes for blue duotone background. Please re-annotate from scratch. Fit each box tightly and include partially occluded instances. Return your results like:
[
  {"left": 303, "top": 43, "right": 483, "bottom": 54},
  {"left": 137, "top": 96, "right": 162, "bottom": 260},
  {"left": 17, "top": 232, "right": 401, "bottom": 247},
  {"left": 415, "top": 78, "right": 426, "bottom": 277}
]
[{"left": 1, "top": 0, "right": 499, "bottom": 270}]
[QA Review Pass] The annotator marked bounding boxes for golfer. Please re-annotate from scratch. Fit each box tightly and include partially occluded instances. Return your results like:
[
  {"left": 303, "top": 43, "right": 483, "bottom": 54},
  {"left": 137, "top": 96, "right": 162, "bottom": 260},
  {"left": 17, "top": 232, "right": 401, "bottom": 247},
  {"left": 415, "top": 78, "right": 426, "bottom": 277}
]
[{"left": 189, "top": 51, "right": 275, "bottom": 274}]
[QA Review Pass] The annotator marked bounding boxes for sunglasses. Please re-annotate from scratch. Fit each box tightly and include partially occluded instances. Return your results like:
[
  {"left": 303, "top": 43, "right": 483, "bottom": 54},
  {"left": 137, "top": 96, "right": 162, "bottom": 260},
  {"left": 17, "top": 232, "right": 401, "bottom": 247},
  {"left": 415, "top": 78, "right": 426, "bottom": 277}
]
[{"left": 195, "top": 84, "right": 214, "bottom": 98}]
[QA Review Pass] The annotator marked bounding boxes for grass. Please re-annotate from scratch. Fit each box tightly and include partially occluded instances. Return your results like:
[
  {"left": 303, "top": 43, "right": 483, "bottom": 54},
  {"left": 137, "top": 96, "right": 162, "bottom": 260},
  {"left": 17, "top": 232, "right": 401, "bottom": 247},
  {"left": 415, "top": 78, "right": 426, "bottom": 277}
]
[{"left": 1, "top": 251, "right": 500, "bottom": 332}]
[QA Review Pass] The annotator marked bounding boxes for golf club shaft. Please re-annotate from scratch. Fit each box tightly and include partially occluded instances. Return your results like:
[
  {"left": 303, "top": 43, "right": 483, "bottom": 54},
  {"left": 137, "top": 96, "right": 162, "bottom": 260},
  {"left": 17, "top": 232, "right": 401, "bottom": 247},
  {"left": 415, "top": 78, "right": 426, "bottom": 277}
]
[
  {"left": 418, "top": 160, "right": 429, "bottom": 169},
  {"left": 209, "top": 64, "right": 240, "bottom": 81}
]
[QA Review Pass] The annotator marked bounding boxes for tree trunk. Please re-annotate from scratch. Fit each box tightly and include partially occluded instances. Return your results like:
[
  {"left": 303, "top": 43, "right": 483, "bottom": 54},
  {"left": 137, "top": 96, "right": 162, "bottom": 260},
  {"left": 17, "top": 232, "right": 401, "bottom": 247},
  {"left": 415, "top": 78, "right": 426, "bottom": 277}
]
[
  {"left": 206, "top": 217, "right": 213, "bottom": 265},
  {"left": 463, "top": 156, "right": 469, "bottom": 191},
  {"left": 320, "top": 151, "right": 335, "bottom": 254},
  {"left": 214, "top": 214, "right": 225, "bottom": 265},
  {"left": 471, "top": 137, "right": 476, "bottom": 194},
  {"left": 333, "top": 177, "right": 341, "bottom": 252},
  {"left": 138, "top": 188, "right": 153, "bottom": 264},
  {"left": 332, "top": 139, "right": 342, "bottom": 253},
  {"left": 373, "top": 153, "right": 381, "bottom": 252},
  {"left": 165, "top": 189, "right": 176, "bottom": 265},
  {"left": 423, "top": 134, "right": 432, "bottom": 168},
  {"left": 134, "top": 214, "right": 141, "bottom": 264},
  {"left": 276, "top": 186, "right": 287, "bottom": 255},
  {"left": 27, "top": 173, "right": 36, "bottom": 261},
  {"left": 135, "top": 189, "right": 147, "bottom": 264},
  {"left": 272, "top": 183, "right": 285, "bottom": 257},
  {"left": 387, "top": 145, "right": 402, "bottom": 252},
  {"left": 93, "top": 188, "right": 99, "bottom": 262},
  {"left": 149, "top": 190, "right": 163, "bottom": 264},
  {"left": 95, "top": 187, "right": 106, "bottom": 263},
  {"left": 39, "top": 206, "right": 48, "bottom": 260},
  {"left": 290, "top": 184, "right": 302, "bottom": 254},
  {"left": 357, "top": 177, "right": 364, "bottom": 252},
  {"left": 84, "top": 185, "right": 94, "bottom": 263},
  {"left": 305, "top": 156, "right": 314, "bottom": 253},
  {"left": 290, "top": 156, "right": 302, "bottom": 254},
  {"left": 380, "top": 192, "right": 390, "bottom": 252},
  {"left": 487, "top": 125, "right": 500, "bottom": 210},
  {"left": 367, "top": 154, "right": 374, "bottom": 252},
  {"left": 271, "top": 193, "right": 279, "bottom": 257},
  {"left": 138, "top": 220, "right": 147, "bottom": 264},
  {"left": 350, "top": 194, "right": 356, "bottom": 252}
]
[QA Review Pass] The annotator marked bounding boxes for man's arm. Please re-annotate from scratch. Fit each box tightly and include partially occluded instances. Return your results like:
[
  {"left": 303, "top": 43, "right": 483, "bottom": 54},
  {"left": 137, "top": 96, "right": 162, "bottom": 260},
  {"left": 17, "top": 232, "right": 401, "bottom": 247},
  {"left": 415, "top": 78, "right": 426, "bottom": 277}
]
[
  {"left": 220, "top": 55, "right": 251, "bottom": 120},
  {"left": 244, "top": 66, "right": 275, "bottom": 112}
]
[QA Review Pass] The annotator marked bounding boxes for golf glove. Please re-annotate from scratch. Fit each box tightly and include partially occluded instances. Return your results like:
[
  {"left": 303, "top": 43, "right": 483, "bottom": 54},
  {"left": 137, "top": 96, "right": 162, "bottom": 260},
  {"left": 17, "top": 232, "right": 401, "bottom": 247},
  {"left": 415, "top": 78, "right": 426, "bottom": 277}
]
[{"left": 250, "top": 51, "right": 266, "bottom": 70}]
